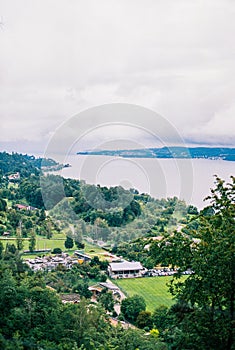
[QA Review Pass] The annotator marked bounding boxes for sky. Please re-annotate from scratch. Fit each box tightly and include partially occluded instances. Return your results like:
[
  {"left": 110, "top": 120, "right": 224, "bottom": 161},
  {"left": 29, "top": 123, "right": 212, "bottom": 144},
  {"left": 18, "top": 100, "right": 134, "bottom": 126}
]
[{"left": 1, "top": 0, "right": 235, "bottom": 155}]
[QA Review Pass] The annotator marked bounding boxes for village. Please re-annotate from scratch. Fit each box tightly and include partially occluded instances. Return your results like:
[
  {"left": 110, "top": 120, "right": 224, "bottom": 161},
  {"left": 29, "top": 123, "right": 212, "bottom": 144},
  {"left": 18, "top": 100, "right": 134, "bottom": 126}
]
[{"left": 25, "top": 249, "right": 186, "bottom": 277}]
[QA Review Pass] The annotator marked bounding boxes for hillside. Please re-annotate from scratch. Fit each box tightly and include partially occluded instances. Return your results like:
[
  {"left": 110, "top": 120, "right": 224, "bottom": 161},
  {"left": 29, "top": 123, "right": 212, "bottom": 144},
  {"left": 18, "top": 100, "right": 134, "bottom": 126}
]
[{"left": 0, "top": 152, "right": 193, "bottom": 252}]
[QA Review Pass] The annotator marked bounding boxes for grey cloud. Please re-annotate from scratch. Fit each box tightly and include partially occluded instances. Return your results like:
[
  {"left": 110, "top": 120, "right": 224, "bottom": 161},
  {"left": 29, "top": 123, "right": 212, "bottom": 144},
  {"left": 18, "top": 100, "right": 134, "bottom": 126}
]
[{"left": 0, "top": 0, "right": 235, "bottom": 153}]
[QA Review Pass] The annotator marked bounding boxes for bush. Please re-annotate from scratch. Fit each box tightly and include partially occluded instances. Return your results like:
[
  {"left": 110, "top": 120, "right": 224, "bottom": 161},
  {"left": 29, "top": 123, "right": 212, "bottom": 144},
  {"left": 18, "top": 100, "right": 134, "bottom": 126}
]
[
  {"left": 52, "top": 247, "right": 62, "bottom": 254},
  {"left": 121, "top": 295, "right": 146, "bottom": 323},
  {"left": 136, "top": 311, "right": 153, "bottom": 329},
  {"left": 100, "top": 273, "right": 107, "bottom": 282},
  {"left": 150, "top": 328, "right": 160, "bottom": 338}
]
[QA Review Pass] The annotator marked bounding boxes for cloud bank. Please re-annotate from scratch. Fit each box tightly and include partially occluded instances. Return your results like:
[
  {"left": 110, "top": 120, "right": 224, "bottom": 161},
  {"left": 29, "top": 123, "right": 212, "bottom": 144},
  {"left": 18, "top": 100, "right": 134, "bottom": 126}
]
[{"left": 1, "top": 0, "right": 235, "bottom": 153}]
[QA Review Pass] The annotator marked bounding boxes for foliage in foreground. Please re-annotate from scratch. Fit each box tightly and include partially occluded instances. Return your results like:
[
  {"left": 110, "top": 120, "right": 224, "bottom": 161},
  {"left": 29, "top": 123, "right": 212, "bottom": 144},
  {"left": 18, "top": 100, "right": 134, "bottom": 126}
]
[{"left": 151, "top": 176, "right": 235, "bottom": 349}]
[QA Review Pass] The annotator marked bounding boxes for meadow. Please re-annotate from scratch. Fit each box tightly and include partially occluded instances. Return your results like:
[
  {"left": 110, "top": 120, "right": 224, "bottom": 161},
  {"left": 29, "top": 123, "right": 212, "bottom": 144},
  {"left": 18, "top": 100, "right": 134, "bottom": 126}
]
[
  {"left": 0, "top": 234, "right": 109, "bottom": 260},
  {"left": 115, "top": 276, "right": 178, "bottom": 311}
]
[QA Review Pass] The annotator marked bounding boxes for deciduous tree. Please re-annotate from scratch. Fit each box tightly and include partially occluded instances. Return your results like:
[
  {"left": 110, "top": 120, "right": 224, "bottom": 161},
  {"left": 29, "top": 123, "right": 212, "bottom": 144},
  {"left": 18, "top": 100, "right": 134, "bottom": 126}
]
[
  {"left": 152, "top": 176, "right": 235, "bottom": 349},
  {"left": 121, "top": 294, "right": 146, "bottom": 323},
  {"left": 29, "top": 232, "right": 36, "bottom": 252}
]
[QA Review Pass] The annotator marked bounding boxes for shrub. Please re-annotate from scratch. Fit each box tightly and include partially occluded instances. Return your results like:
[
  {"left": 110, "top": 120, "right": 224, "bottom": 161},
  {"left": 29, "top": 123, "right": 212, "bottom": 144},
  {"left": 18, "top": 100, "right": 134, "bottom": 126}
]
[{"left": 52, "top": 247, "right": 62, "bottom": 254}]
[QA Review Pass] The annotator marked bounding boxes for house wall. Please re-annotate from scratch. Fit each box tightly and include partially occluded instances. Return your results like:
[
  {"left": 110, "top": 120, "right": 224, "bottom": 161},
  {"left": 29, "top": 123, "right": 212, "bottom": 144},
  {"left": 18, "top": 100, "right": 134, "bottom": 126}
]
[{"left": 110, "top": 269, "right": 142, "bottom": 279}]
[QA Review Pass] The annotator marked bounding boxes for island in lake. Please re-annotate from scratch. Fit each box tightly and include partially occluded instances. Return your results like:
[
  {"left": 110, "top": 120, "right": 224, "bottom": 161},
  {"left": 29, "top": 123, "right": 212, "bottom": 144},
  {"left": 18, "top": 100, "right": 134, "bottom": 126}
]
[{"left": 77, "top": 147, "right": 235, "bottom": 161}]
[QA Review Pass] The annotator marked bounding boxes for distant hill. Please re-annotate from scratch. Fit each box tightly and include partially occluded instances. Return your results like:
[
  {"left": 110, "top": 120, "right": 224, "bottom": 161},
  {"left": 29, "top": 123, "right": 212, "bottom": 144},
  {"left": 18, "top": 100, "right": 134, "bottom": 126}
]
[{"left": 77, "top": 147, "right": 235, "bottom": 161}]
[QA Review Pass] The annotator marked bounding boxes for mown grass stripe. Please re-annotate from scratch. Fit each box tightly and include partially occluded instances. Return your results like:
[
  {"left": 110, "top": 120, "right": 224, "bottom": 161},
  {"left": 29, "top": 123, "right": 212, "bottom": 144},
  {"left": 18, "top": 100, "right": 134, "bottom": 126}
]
[{"left": 115, "top": 276, "right": 176, "bottom": 311}]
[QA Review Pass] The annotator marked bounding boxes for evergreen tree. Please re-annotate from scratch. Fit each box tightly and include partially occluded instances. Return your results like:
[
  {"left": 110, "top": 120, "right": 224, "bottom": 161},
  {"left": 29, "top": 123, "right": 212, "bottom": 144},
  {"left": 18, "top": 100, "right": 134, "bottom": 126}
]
[
  {"left": 29, "top": 232, "right": 36, "bottom": 252},
  {"left": 16, "top": 231, "right": 24, "bottom": 251},
  {"left": 64, "top": 236, "right": 74, "bottom": 249},
  {"left": 0, "top": 241, "right": 4, "bottom": 259}
]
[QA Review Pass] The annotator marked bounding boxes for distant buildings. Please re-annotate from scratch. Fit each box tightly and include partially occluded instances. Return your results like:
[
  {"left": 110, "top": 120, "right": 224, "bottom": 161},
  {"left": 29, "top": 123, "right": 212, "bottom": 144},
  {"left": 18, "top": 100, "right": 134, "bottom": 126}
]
[
  {"left": 25, "top": 253, "right": 79, "bottom": 271},
  {"left": 89, "top": 281, "right": 121, "bottom": 300},
  {"left": 2, "top": 231, "right": 10, "bottom": 237},
  {"left": 74, "top": 250, "right": 92, "bottom": 262},
  {"left": 8, "top": 172, "right": 20, "bottom": 181},
  {"left": 15, "top": 204, "right": 37, "bottom": 211}
]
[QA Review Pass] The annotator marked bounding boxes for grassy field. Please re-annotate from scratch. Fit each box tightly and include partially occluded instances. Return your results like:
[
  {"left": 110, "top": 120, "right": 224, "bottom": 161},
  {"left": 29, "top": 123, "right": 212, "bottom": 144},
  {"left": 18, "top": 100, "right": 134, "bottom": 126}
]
[
  {"left": 0, "top": 236, "right": 66, "bottom": 251},
  {"left": 115, "top": 276, "right": 178, "bottom": 311},
  {"left": 84, "top": 242, "right": 110, "bottom": 260},
  {"left": 0, "top": 235, "right": 109, "bottom": 260}
]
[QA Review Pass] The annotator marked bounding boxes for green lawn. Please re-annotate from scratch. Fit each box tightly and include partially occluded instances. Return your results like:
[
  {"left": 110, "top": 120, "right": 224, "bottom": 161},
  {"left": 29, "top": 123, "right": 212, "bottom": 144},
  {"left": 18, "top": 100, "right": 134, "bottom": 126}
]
[
  {"left": 0, "top": 237, "right": 65, "bottom": 251},
  {"left": 84, "top": 242, "right": 109, "bottom": 260},
  {"left": 115, "top": 276, "right": 177, "bottom": 311},
  {"left": 0, "top": 235, "right": 108, "bottom": 259}
]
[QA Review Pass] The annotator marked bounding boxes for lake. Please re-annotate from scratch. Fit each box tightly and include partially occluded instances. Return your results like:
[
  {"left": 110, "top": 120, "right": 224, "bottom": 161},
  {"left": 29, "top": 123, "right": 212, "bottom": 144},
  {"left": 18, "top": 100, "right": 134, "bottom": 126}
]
[{"left": 51, "top": 154, "right": 235, "bottom": 210}]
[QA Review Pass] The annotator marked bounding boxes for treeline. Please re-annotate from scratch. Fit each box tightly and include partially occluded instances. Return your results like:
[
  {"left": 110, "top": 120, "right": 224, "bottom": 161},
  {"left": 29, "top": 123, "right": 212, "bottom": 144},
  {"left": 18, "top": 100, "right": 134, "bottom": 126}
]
[
  {"left": 1, "top": 176, "right": 192, "bottom": 246},
  {"left": 3, "top": 173, "right": 142, "bottom": 227}
]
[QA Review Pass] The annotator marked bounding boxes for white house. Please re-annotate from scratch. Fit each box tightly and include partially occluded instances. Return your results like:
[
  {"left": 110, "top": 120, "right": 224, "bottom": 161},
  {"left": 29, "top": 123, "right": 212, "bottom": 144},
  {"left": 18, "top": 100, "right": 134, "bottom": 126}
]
[{"left": 108, "top": 261, "right": 144, "bottom": 279}]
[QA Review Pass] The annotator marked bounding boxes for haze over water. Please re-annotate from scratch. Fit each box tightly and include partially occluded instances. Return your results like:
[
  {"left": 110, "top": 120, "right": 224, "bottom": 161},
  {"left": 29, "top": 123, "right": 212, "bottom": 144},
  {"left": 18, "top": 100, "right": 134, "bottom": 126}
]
[{"left": 52, "top": 155, "right": 235, "bottom": 210}]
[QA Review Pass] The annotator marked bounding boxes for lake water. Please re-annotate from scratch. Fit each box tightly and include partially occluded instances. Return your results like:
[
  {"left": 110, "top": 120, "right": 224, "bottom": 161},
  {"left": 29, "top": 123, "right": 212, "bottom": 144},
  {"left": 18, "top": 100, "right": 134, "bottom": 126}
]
[{"left": 51, "top": 154, "right": 235, "bottom": 210}]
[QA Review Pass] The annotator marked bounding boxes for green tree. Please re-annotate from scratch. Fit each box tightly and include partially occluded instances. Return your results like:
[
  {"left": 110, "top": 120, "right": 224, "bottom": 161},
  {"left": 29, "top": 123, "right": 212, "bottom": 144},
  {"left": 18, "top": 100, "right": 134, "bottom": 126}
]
[
  {"left": 0, "top": 198, "right": 7, "bottom": 212},
  {"left": 24, "top": 219, "right": 33, "bottom": 230},
  {"left": 0, "top": 241, "right": 3, "bottom": 259},
  {"left": 6, "top": 243, "right": 17, "bottom": 255},
  {"left": 75, "top": 241, "right": 85, "bottom": 249},
  {"left": 39, "top": 209, "right": 46, "bottom": 221},
  {"left": 153, "top": 176, "right": 235, "bottom": 349},
  {"left": 29, "top": 232, "right": 36, "bottom": 252},
  {"left": 90, "top": 255, "right": 100, "bottom": 266},
  {"left": 0, "top": 269, "right": 17, "bottom": 317},
  {"left": 52, "top": 247, "right": 62, "bottom": 254},
  {"left": 136, "top": 310, "right": 153, "bottom": 329},
  {"left": 187, "top": 204, "right": 198, "bottom": 215},
  {"left": 98, "top": 289, "right": 114, "bottom": 312},
  {"left": 16, "top": 231, "right": 24, "bottom": 251},
  {"left": 109, "top": 327, "right": 166, "bottom": 350},
  {"left": 81, "top": 220, "right": 87, "bottom": 236},
  {"left": 72, "top": 281, "right": 92, "bottom": 299},
  {"left": 64, "top": 236, "right": 74, "bottom": 249},
  {"left": 94, "top": 218, "right": 110, "bottom": 241},
  {"left": 8, "top": 209, "right": 21, "bottom": 230},
  {"left": 88, "top": 266, "right": 101, "bottom": 279},
  {"left": 121, "top": 295, "right": 146, "bottom": 323},
  {"left": 152, "top": 305, "right": 171, "bottom": 334},
  {"left": 0, "top": 224, "right": 5, "bottom": 236}
]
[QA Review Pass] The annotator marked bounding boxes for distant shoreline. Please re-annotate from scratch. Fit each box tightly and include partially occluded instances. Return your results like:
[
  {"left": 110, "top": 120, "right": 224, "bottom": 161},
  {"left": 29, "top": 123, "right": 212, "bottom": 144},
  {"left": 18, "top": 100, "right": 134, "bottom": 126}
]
[{"left": 77, "top": 146, "right": 235, "bottom": 162}]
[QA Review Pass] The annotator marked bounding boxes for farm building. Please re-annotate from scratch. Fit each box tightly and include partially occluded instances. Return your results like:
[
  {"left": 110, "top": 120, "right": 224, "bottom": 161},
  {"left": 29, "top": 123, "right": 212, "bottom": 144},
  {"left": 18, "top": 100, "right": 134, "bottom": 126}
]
[
  {"left": 108, "top": 261, "right": 144, "bottom": 279},
  {"left": 74, "top": 251, "right": 91, "bottom": 262}
]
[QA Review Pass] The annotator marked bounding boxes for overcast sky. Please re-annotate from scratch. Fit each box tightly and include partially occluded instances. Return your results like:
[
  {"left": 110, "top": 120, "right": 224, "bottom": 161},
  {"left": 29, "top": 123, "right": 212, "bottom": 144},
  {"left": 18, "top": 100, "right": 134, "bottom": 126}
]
[{"left": 1, "top": 0, "right": 235, "bottom": 154}]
